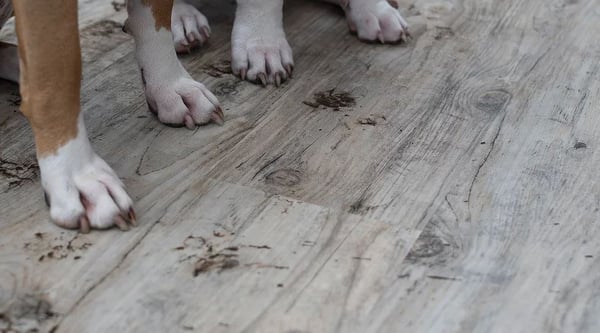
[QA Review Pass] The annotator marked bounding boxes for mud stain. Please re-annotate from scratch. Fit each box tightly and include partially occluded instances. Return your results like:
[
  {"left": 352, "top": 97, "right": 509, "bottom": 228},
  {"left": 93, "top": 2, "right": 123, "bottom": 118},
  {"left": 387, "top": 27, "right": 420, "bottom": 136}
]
[
  {"left": 24, "top": 232, "right": 92, "bottom": 262},
  {"left": 0, "top": 294, "right": 55, "bottom": 332},
  {"left": 304, "top": 89, "right": 356, "bottom": 111},
  {"left": 0, "top": 158, "right": 39, "bottom": 191},
  {"left": 202, "top": 60, "right": 233, "bottom": 78}
]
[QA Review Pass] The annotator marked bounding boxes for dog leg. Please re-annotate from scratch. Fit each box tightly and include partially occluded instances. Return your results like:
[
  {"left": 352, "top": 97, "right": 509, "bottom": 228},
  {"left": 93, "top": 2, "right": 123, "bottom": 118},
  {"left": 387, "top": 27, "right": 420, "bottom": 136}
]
[
  {"left": 321, "top": 0, "right": 409, "bottom": 43},
  {"left": 126, "top": 0, "right": 223, "bottom": 128},
  {"left": 232, "top": 0, "right": 293, "bottom": 87},
  {"left": 13, "top": 0, "right": 135, "bottom": 232},
  {"left": 171, "top": 0, "right": 210, "bottom": 53}
]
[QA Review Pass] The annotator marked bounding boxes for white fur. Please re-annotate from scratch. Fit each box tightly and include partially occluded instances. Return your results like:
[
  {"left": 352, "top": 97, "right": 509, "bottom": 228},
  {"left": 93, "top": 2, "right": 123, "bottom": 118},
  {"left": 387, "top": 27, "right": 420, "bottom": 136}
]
[
  {"left": 127, "top": 2, "right": 220, "bottom": 128},
  {"left": 39, "top": 116, "right": 133, "bottom": 229},
  {"left": 229, "top": 0, "right": 408, "bottom": 85},
  {"left": 172, "top": 0, "right": 211, "bottom": 53},
  {"left": 231, "top": 0, "right": 293, "bottom": 85},
  {"left": 344, "top": 0, "right": 409, "bottom": 43}
]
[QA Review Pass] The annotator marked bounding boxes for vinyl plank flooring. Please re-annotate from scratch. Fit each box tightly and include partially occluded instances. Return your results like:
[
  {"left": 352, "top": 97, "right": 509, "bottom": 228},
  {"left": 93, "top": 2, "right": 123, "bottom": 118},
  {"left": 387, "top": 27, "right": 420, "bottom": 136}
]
[
  {"left": 56, "top": 179, "right": 418, "bottom": 333},
  {"left": 1, "top": 0, "right": 600, "bottom": 332}
]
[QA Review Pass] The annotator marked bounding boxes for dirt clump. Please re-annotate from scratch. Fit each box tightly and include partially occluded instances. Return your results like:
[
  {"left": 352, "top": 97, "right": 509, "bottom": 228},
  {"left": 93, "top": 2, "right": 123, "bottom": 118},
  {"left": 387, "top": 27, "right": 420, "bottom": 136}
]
[{"left": 304, "top": 89, "right": 356, "bottom": 111}]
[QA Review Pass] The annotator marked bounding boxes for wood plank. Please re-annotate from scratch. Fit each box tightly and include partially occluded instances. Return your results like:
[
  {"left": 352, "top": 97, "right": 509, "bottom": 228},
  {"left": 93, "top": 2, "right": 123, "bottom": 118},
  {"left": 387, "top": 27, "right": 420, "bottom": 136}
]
[
  {"left": 295, "top": 1, "right": 600, "bottom": 332},
  {"left": 1, "top": 0, "right": 600, "bottom": 331},
  {"left": 200, "top": 0, "right": 511, "bottom": 229},
  {"left": 0, "top": 156, "right": 225, "bottom": 331},
  {"left": 0, "top": 0, "right": 128, "bottom": 44},
  {"left": 0, "top": 2, "right": 357, "bottom": 331},
  {"left": 55, "top": 179, "right": 418, "bottom": 333}
]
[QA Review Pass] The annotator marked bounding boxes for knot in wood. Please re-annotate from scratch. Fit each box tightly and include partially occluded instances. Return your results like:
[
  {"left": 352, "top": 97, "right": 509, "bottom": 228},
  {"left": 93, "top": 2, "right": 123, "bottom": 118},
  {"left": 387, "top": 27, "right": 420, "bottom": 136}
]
[
  {"left": 265, "top": 169, "right": 302, "bottom": 186},
  {"left": 475, "top": 89, "right": 511, "bottom": 114}
]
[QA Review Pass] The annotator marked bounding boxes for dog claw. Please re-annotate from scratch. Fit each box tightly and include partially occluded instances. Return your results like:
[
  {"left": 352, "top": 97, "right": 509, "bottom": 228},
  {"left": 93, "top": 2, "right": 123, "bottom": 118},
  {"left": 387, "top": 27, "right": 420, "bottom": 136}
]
[
  {"left": 275, "top": 73, "right": 281, "bottom": 87},
  {"left": 115, "top": 215, "right": 130, "bottom": 231},
  {"left": 257, "top": 73, "right": 267, "bottom": 87},
  {"left": 400, "top": 30, "right": 410, "bottom": 43},
  {"left": 44, "top": 191, "right": 50, "bottom": 208},
  {"left": 184, "top": 114, "right": 196, "bottom": 130},
  {"left": 128, "top": 208, "right": 137, "bottom": 226},
  {"left": 211, "top": 107, "right": 225, "bottom": 125},
  {"left": 201, "top": 26, "right": 210, "bottom": 39},
  {"left": 80, "top": 216, "right": 90, "bottom": 234},
  {"left": 285, "top": 64, "right": 294, "bottom": 78},
  {"left": 377, "top": 31, "right": 385, "bottom": 44}
]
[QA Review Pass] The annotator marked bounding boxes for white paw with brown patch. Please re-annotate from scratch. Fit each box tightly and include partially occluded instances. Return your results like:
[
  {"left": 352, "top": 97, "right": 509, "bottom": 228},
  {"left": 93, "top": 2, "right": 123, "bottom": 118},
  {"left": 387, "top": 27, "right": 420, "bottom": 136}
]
[
  {"left": 129, "top": 3, "right": 224, "bottom": 128},
  {"left": 171, "top": 0, "right": 210, "bottom": 53},
  {"left": 231, "top": 0, "right": 294, "bottom": 86},
  {"left": 40, "top": 118, "right": 135, "bottom": 232},
  {"left": 6, "top": 0, "right": 225, "bottom": 232}
]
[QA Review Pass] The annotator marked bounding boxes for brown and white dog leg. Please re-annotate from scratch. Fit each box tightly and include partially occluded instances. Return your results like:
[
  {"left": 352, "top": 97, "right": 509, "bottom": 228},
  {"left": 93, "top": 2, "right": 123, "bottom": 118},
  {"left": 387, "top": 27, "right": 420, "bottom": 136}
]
[
  {"left": 320, "top": 0, "right": 409, "bottom": 43},
  {"left": 231, "top": 0, "right": 293, "bottom": 86},
  {"left": 126, "top": 0, "right": 223, "bottom": 128},
  {"left": 171, "top": 0, "right": 211, "bottom": 53},
  {"left": 13, "top": 0, "right": 135, "bottom": 232}
]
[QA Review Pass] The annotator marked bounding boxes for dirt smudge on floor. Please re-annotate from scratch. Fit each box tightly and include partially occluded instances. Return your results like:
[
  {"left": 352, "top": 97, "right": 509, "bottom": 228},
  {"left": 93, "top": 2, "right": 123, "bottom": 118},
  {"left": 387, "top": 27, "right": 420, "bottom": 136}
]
[
  {"left": 304, "top": 89, "right": 356, "bottom": 111},
  {"left": 202, "top": 60, "right": 233, "bottom": 78},
  {"left": 24, "top": 232, "right": 92, "bottom": 262}
]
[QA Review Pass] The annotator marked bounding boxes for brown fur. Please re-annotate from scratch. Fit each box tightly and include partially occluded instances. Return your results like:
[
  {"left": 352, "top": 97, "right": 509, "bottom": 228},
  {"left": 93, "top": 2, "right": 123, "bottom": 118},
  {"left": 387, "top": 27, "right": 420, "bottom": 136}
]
[
  {"left": 142, "top": 0, "right": 173, "bottom": 31},
  {"left": 13, "top": 0, "right": 81, "bottom": 156}
]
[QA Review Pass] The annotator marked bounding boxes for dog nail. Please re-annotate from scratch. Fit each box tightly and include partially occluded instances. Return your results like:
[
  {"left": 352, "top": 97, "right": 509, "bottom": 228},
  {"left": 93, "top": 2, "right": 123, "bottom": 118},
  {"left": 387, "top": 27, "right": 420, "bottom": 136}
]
[
  {"left": 211, "top": 108, "right": 225, "bottom": 126},
  {"left": 128, "top": 208, "right": 137, "bottom": 226},
  {"left": 80, "top": 216, "right": 90, "bottom": 234},
  {"left": 258, "top": 73, "right": 267, "bottom": 86},
  {"left": 115, "top": 215, "right": 130, "bottom": 231}
]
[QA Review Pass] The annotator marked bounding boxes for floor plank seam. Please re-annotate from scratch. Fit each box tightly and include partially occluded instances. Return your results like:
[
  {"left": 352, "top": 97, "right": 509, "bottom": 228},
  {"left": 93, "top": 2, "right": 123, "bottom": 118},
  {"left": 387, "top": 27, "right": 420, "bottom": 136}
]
[
  {"left": 51, "top": 217, "right": 162, "bottom": 330},
  {"left": 284, "top": 211, "right": 361, "bottom": 313}
]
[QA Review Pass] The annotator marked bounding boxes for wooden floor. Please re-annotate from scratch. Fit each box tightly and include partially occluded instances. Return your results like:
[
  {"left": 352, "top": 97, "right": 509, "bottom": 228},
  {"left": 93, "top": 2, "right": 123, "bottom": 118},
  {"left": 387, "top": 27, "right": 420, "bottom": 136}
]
[{"left": 2, "top": 0, "right": 600, "bottom": 332}]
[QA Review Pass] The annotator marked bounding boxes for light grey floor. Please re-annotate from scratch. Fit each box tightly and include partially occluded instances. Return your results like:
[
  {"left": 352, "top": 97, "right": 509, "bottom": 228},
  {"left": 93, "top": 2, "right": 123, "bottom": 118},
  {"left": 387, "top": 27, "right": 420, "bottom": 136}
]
[{"left": 1, "top": 0, "right": 600, "bottom": 332}]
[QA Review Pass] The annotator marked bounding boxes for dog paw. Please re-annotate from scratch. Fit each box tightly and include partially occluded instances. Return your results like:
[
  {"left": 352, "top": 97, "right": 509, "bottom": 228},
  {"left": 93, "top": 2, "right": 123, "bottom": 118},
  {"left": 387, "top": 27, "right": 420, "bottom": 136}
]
[
  {"left": 144, "top": 72, "right": 224, "bottom": 128},
  {"left": 172, "top": 0, "right": 211, "bottom": 53},
  {"left": 231, "top": 12, "right": 293, "bottom": 86},
  {"left": 344, "top": 0, "right": 410, "bottom": 43},
  {"left": 40, "top": 134, "right": 136, "bottom": 232}
]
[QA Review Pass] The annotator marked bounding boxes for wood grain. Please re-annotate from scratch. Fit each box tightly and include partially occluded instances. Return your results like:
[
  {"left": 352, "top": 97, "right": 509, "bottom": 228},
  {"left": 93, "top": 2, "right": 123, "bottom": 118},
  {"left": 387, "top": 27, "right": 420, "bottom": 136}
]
[{"left": 1, "top": 0, "right": 600, "bottom": 332}]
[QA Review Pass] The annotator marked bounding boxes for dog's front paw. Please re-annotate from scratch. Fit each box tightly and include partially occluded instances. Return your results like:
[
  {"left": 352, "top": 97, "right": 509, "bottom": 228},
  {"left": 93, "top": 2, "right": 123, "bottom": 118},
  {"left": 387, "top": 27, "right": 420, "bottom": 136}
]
[
  {"left": 231, "top": 12, "right": 293, "bottom": 86},
  {"left": 345, "top": 0, "right": 409, "bottom": 43},
  {"left": 144, "top": 74, "right": 223, "bottom": 128},
  {"left": 172, "top": 0, "right": 211, "bottom": 53},
  {"left": 41, "top": 133, "right": 135, "bottom": 232}
]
